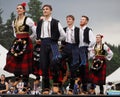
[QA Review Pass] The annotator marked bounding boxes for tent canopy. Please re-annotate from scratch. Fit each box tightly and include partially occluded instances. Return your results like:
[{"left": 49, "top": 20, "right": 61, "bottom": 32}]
[
  {"left": 0, "top": 44, "right": 8, "bottom": 69},
  {"left": 106, "top": 67, "right": 120, "bottom": 84}
]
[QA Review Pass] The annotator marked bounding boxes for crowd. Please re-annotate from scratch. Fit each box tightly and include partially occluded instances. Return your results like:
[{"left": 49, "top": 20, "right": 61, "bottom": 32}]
[
  {"left": 0, "top": 2, "right": 114, "bottom": 95},
  {"left": 0, "top": 74, "right": 98, "bottom": 95}
]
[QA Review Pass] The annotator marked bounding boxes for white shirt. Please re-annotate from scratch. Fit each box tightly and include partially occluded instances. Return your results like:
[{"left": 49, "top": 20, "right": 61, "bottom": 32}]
[
  {"left": 79, "top": 25, "right": 95, "bottom": 47},
  {"left": 65, "top": 26, "right": 75, "bottom": 43},
  {"left": 12, "top": 17, "right": 36, "bottom": 39},
  {"left": 40, "top": 16, "right": 66, "bottom": 41},
  {"left": 89, "top": 43, "right": 114, "bottom": 60}
]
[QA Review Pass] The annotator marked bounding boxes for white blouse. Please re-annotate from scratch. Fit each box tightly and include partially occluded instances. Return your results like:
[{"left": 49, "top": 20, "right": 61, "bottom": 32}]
[
  {"left": 88, "top": 43, "right": 113, "bottom": 61},
  {"left": 12, "top": 17, "right": 36, "bottom": 39}
]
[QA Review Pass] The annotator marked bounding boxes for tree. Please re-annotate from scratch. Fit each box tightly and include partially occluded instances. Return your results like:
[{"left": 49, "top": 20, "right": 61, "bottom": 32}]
[
  {"left": 0, "top": 8, "right": 5, "bottom": 45},
  {"left": 27, "top": 0, "right": 43, "bottom": 23},
  {"left": 0, "top": 8, "right": 3, "bottom": 26},
  {"left": 3, "top": 12, "right": 16, "bottom": 49}
]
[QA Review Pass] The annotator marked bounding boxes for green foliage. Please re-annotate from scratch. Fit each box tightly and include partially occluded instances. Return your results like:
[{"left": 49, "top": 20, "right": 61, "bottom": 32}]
[
  {"left": 106, "top": 43, "right": 120, "bottom": 76},
  {"left": 0, "top": 8, "right": 5, "bottom": 46},
  {"left": 27, "top": 0, "right": 43, "bottom": 23},
  {"left": 2, "top": 12, "right": 16, "bottom": 49},
  {"left": 0, "top": 0, "right": 43, "bottom": 49}
]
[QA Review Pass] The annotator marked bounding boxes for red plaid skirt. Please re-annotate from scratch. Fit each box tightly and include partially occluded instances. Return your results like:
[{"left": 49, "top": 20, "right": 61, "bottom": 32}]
[
  {"left": 33, "top": 61, "right": 42, "bottom": 76},
  {"left": 4, "top": 38, "right": 33, "bottom": 75},
  {"left": 89, "top": 56, "right": 106, "bottom": 85}
]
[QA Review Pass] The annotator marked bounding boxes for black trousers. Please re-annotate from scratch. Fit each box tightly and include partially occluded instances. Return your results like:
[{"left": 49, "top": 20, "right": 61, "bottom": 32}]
[
  {"left": 40, "top": 39, "right": 60, "bottom": 90},
  {"left": 61, "top": 43, "right": 79, "bottom": 90}
]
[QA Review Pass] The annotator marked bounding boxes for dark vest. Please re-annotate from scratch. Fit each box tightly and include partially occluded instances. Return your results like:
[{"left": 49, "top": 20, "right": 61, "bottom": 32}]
[
  {"left": 83, "top": 27, "right": 91, "bottom": 44},
  {"left": 63, "top": 27, "right": 79, "bottom": 46},
  {"left": 94, "top": 43, "right": 106, "bottom": 55},
  {"left": 14, "top": 16, "right": 29, "bottom": 33},
  {"left": 36, "top": 18, "right": 60, "bottom": 41}
]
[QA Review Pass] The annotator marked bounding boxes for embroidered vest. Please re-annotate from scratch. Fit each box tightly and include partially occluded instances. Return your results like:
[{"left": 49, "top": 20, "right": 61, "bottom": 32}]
[
  {"left": 14, "top": 17, "right": 29, "bottom": 34},
  {"left": 94, "top": 44, "right": 106, "bottom": 56}
]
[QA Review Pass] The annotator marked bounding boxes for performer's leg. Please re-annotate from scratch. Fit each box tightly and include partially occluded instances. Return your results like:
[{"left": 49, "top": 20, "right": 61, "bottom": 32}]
[
  {"left": 68, "top": 61, "right": 77, "bottom": 94},
  {"left": 22, "top": 75, "right": 29, "bottom": 87},
  {"left": 40, "top": 44, "right": 50, "bottom": 92},
  {"left": 50, "top": 50, "right": 61, "bottom": 94},
  {"left": 79, "top": 65, "right": 87, "bottom": 92},
  {"left": 100, "top": 85, "right": 104, "bottom": 94},
  {"left": 79, "top": 47, "right": 87, "bottom": 66}
]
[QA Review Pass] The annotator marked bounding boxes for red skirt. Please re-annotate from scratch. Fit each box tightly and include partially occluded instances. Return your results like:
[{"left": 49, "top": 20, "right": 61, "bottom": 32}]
[
  {"left": 33, "top": 61, "right": 42, "bottom": 76},
  {"left": 4, "top": 38, "right": 33, "bottom": 75},
  {"left": 89, "top": 56, "right": 106, "bottom": 85}
]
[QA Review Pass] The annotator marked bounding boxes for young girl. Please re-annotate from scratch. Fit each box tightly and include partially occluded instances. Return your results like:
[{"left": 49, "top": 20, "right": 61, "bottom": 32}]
[
  {"left": 4, "top": 2, "right": 36, "bottom": 87},
  {"left": 89, "top": 34, "right": 113, "bottom": 94}
]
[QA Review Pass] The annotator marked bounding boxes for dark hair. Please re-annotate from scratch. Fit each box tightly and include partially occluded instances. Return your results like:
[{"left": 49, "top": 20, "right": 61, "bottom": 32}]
[
  {"left": 82, "top": 15, "right": 89, "bottom": 22},
  {"left": 1, "top": 74, "right": 5, "bottom": 77},
  {"left": 66, "top": 15, "right": 75, "bottom": 21},
  {"left": 17, "top": 4, "right": 26, "bottom": 10},
  {"left": 17, "top": 4, "right": 26, "bottom": 15},
  {"left": 42, "top": 4, "right": 52, "bottom": 11}
]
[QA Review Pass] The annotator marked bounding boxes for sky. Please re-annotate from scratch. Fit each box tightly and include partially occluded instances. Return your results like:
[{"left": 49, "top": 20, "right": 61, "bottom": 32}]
[{"left": 0, "top": 0, "right": 120, "bottom": 46}]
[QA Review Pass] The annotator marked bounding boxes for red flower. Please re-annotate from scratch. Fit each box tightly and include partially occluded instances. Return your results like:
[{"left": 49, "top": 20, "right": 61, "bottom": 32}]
[
  {"left": 21, "top": 2, "right": 26, "bottom": 7},
  {"left": 34, "top": 22, "right": 37, "bottom": 26}
]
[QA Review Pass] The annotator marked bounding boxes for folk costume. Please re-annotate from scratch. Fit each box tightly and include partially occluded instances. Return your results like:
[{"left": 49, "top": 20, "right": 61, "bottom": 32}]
[
  {"left": 33, "top": 44, "right": 42, "bottom": 80},
  {"left": 61, "top": 26, "right": 79, "bottom": 92},
  {"left": 36, "top": 16, "right": 66, "bottom": 91},
  {"left": 89, "top": 42, "right": 113, "bottom": 94},
  {"left": 78, "top": 25, "right": 95, "bottom": 92},
  {"left": 4, "top": 16, "right": 36, "bottom": 84}
]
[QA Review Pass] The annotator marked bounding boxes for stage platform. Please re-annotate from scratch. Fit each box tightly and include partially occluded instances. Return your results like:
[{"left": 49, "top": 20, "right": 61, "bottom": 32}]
[{"left": 0, "top": 94, "right": 110, "bottom": 97}]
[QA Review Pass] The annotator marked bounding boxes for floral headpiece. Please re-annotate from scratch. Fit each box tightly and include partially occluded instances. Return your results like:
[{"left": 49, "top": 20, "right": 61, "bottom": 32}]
[{"left": 21, "top": 2, "right": 26, "bottom": 7}]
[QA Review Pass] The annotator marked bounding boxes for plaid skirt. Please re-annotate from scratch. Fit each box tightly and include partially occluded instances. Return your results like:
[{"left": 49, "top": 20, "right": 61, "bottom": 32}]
[
  {"left": 33, "top": 61, "right": 42, "bottom": 76},
  {"left": 4, "top": 38, "right": 33, "bottom": 75},
  {"left": 89, "top": 56, "right": 106, "bottom": 85}
]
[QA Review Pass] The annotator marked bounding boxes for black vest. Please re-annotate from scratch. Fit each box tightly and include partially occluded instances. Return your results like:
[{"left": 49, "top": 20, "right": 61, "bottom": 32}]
[
  {"left": 14, "top": 16, "right": 29, "bottom": 33},
  {"left": 63, "top": 27, "right": 79, "bottom": 46},
  {"left": 94, "top": 43, "right": 106, "bottom": 55},
  {"left": 83, "top": 27, "right": 91, "bottom": 44},
  {"left": 36, "top": 18, "right": 60, "bottom": 41}
]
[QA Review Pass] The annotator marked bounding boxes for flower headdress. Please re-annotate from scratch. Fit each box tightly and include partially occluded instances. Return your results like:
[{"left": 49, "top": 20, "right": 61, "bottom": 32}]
[{"left": 21, "top": 2, "right": 26, "bottom": 7}]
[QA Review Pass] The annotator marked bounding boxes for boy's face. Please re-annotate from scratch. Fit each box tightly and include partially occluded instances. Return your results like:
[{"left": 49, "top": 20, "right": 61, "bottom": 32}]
[
  {"left": 80, "top": 17, "right": 88, "bottom": 26},
  {"left": 42, "top": 6, "right": 52, "bottom": 17},
  {"left": 66, "top": 17, "right": 74, "bottom": 26}
]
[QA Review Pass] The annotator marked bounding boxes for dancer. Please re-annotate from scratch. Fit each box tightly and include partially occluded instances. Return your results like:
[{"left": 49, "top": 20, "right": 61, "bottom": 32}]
[
  {"left": 61, "top": 15, "right": 80, "bottom": 94},
  {"left": 36, "top": 4, "right": 66, "bottom": 94},
  {"left": 78, "top": 15, "right": 95, "bottom": 93},
  {"left": 89, "top": 34, "right": 113, "bottom": 94},
  {"left": 4, "top": 2, "right": 36, "bottom": 87}
]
